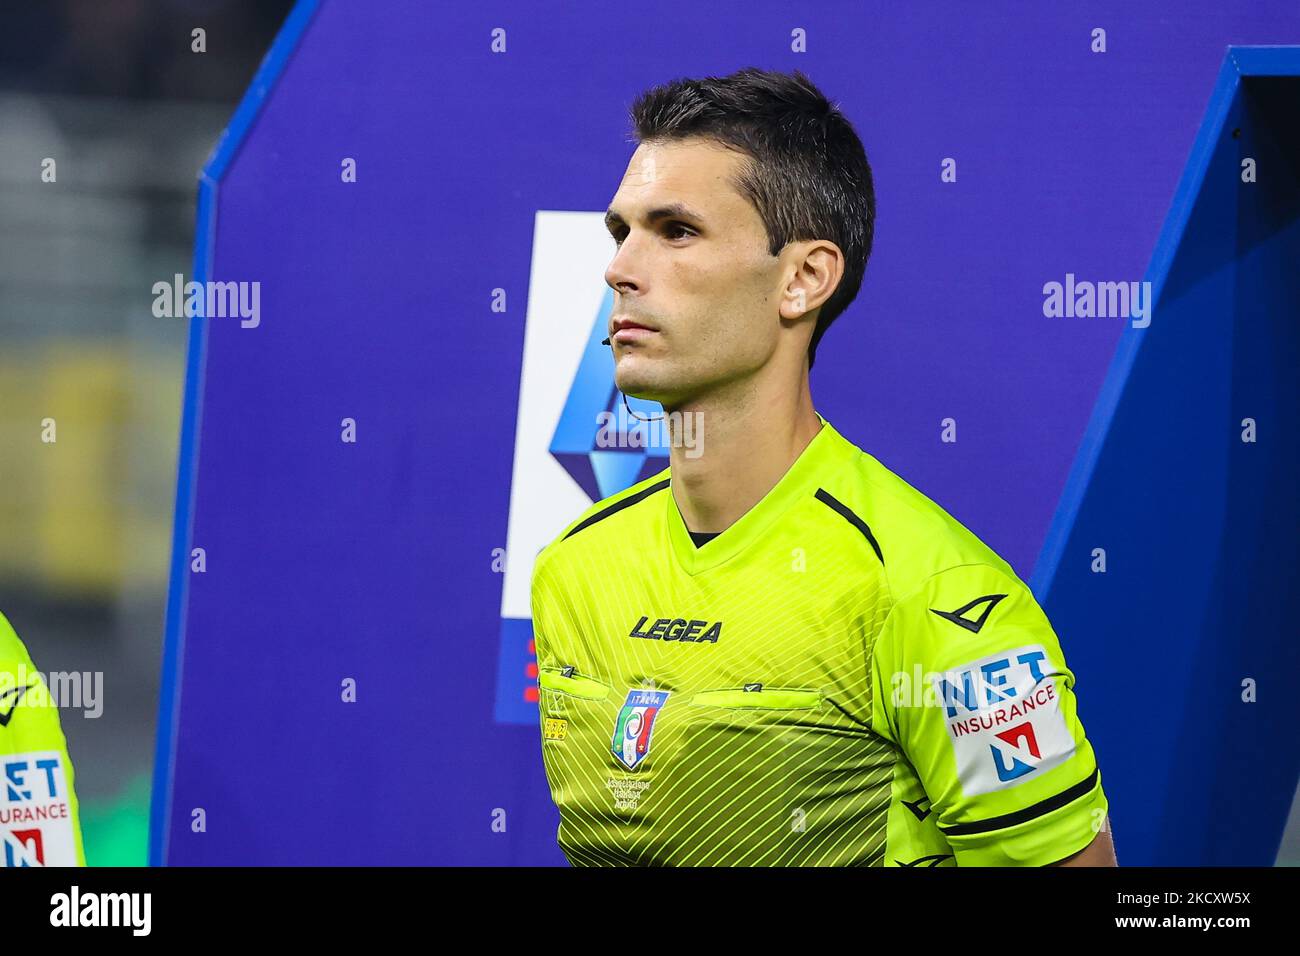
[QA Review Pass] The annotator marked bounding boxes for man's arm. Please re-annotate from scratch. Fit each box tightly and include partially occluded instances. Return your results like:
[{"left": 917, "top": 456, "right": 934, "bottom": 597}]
[
  {"left": 0, "top": 610, "right": 87, "bottom": 866},
  {"left": 1052, "top": 825, "right": 1117, "bottom": 866},
  {"left": 871, "top": 562, "right": 1113, "bottom": 867}
]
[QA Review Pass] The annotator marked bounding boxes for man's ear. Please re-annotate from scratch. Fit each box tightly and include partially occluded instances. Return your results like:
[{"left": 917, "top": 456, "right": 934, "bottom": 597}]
[{"left": 779, "top": 240, "right": 843, "bottom": 321}]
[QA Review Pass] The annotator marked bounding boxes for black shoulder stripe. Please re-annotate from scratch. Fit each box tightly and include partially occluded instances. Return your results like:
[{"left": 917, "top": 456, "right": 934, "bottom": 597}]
[
  {"left": 814, "top": 488, "right": 884, "bottom": 566},
  {"left": 562, "top": 478, "right": 671, "bottom": 541},
  {"left": 937, "top": 766, "right": 1101, "bottom": 837}
]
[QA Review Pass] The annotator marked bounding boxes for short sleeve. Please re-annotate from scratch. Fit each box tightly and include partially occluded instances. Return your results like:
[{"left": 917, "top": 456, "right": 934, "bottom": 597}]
[
  {"left": 0, "top": 611, "right": 87, "bottom": 867},
  {"left": 870, "top": 563, "right": 1108, "bottom": 866}
]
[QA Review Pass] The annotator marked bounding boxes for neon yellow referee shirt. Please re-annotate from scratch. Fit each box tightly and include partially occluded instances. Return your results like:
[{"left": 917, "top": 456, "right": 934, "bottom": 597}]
[
  {"left": 531, "top": 414, "right": 1108, "bottom": 866},
  {"left": 0, "top": 610, "right": 86, "bottom": 867}
]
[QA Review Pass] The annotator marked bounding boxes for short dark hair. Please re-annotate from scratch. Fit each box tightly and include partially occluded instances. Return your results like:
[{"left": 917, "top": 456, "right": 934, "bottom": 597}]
[{"left": 629, "top": 67, "right": 875, "bottom": 370}]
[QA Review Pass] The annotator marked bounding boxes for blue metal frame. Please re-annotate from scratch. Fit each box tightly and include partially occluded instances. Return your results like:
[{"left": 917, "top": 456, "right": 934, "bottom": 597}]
[
  {"left": 1029, "top": 46, "right": 1300, "bottom": 597},
  {"left": 149, "top": 0, "right": 323, "bottom": 868}
]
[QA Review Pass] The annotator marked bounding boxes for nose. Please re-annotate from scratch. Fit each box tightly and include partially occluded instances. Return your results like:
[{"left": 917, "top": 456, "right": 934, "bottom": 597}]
[{"left": 604, "top": 239, "right": 640, "bottom": 296}]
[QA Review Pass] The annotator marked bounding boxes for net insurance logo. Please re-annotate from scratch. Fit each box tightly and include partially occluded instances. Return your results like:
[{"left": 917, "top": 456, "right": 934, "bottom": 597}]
[
  {"left": 494, "top": 211, "right": 671, "bottom": 725},
  {"left": 935, "top": 645, "right": 1077, "bottom": 796}
]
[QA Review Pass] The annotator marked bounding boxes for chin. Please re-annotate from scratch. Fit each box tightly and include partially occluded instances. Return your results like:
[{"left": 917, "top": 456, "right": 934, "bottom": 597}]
[
  {"left": 614, "top": 359, "right": 678, "bottom": 406},
  {"left": 615, "top": 349, "right": 724, "bottom": 407}
]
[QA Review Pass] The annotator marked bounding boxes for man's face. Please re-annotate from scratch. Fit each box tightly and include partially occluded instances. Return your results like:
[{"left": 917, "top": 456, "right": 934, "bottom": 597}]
[{"left": 603, "top": 137, "right": 790, "bottom": 408}]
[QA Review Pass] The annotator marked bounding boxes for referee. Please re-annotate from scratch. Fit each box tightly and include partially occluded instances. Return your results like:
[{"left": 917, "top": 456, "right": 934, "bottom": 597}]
[
  {"left": 0, "top": 609, "right": 86, "bottom": 867},
  {"left": 531, "top": 68, "right": 1115, "bottom": 867}
]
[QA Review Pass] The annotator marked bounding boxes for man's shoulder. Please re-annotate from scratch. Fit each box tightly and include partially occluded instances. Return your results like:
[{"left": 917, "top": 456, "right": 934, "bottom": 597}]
[
  {"left": 533, "top": 466, "right": 672, "bottom": 577},
  {"left": 0, "top": 608, "right": 36, "bottom": 671},
  {"left": 818, "top": 444, "right": 1020, "bottom": 600}
]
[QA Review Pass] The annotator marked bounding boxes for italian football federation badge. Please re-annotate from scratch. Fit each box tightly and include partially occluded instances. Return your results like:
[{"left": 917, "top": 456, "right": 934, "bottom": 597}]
[{"left": 611, "top": 689, "right": 670, "bottom": 770}]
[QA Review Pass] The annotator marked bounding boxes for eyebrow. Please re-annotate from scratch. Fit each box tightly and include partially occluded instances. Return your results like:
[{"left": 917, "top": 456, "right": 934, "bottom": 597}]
[{"left": 604, "top": 202, "right": 706, "bottom": 233}]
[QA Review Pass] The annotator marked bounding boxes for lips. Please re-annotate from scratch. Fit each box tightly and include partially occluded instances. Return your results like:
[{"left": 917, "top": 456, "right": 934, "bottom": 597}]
[
  {"left": 611, "top": 317, "right": 658, "bottom": 334},
  {"left": 609, "top": 316, "right": 659, "bottom": 344}
]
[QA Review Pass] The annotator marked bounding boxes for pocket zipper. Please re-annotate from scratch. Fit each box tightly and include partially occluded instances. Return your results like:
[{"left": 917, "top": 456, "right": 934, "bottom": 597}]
[
  {"left": 538, "top": 668, "right": 610, "bottom": 701},
  {"left": 689, "top": 686, "right": 822, "bottom": 710}
]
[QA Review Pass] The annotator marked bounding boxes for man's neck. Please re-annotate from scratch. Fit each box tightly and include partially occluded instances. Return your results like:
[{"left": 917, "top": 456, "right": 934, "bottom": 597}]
[{"left": 665, "top": 375, "right": 822, "bottom": 535}]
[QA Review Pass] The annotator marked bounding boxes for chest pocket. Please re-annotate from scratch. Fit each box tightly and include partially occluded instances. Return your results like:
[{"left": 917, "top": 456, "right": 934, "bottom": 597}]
[
  {"left": 538, "top": 668, "right": 610, "bottom": 701},
  {"left": 689, "top": 687, "right": 823, "bottom": 710}
]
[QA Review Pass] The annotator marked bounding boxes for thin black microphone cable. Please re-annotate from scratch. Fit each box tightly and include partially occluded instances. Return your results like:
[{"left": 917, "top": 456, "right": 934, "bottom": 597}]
[{"left": 601, "top": 335, "right": 665, "bottom": 423}]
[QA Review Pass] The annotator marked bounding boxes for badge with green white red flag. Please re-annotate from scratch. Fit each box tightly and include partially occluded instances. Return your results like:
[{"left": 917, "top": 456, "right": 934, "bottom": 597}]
[{"left": 611, "top": 689, "right": 670, "bottom": 770}]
